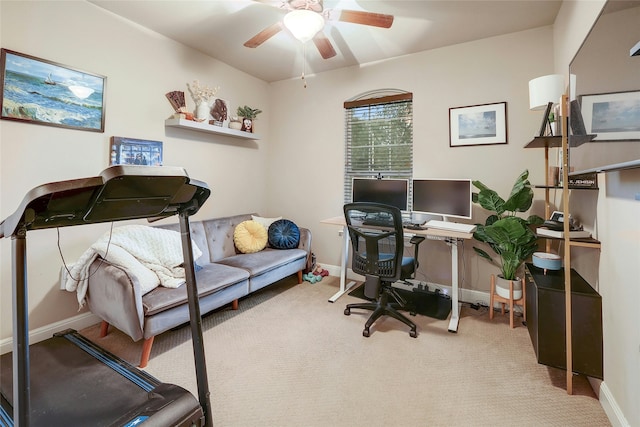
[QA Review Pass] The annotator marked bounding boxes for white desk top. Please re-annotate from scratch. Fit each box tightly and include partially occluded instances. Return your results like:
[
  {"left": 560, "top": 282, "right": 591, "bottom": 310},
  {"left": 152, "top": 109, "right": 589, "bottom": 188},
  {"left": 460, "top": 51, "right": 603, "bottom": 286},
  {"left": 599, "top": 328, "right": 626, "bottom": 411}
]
[{"left": 320, "top": 216, "right": 474, "bottom": 240}]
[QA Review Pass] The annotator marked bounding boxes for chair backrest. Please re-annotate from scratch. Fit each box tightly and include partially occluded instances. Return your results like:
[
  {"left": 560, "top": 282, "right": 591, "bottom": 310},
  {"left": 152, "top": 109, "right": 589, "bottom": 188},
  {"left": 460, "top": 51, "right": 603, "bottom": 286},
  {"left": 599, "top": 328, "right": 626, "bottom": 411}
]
[{"left": 343, "top": 202, "right": 405, "bottom": 282}]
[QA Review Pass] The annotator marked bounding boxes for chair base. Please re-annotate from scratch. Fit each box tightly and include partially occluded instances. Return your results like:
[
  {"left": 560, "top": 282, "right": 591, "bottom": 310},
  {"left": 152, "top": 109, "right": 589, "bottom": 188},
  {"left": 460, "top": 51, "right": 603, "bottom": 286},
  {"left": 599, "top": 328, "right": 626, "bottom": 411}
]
[{"left": 345, "top": 287, "right": 417, "bottom": 338}]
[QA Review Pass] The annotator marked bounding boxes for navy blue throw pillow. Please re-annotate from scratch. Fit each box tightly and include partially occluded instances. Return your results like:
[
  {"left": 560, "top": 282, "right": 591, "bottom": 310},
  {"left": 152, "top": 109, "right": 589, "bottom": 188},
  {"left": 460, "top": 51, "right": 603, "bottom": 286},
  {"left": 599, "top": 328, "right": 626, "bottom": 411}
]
[{"left": 268, "top": 219, "right": 300, "bottom": 249}]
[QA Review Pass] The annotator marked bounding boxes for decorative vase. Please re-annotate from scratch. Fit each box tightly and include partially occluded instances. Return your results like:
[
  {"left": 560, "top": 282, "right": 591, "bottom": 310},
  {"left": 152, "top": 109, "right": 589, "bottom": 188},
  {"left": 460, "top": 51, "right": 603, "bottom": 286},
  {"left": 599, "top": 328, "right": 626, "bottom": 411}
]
[
  {"left": 495, "top": 275, "right": 523, "bottom": 300},
  {"left": 195, "top": 101, "right": 209, "bottom": 121}
]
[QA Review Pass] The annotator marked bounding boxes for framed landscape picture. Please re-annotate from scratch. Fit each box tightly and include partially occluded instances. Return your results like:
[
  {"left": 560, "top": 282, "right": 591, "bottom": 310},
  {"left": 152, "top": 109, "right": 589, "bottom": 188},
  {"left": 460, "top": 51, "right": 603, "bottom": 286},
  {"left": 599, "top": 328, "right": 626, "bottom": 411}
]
[
  {"left": 449, "top": 101, "right": 507, "bottom": 147},
  {"left": 0, "top": 48, "right": 106, "bottom": 132},
  {"left": 580, "top": 90, "right": 640, "bottom": 141},
  {"left": 110, "top": 137, "right": 163, "bottom": 167}
]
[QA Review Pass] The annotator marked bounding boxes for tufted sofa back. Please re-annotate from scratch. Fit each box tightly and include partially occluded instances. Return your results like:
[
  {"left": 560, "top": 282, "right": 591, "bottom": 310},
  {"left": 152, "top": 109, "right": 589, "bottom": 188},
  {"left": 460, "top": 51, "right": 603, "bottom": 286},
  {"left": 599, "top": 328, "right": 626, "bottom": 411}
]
[{"left": 155, "top": 213, "right": 257, "bottom": 264}]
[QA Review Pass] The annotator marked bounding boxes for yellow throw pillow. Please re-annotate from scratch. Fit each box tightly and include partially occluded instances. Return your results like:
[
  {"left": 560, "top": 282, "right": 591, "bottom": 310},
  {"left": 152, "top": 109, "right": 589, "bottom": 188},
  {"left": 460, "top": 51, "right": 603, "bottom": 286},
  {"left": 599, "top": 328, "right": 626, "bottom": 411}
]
[{"left": 234, "top": 220, "right": 268, "bottom": 254}]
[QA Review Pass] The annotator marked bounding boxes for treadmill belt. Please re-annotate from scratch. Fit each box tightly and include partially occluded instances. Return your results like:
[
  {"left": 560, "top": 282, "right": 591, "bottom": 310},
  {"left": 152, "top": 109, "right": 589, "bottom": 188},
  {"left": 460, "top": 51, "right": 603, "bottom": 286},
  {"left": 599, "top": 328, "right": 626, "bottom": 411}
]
[{"left": 0, "top": 330, "right": 203, "bottom": 427}]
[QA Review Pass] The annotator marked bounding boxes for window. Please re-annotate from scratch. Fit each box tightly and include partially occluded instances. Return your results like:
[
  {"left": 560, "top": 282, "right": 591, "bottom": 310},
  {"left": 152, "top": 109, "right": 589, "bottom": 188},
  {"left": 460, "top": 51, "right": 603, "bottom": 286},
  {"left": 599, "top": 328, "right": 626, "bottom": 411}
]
[{"left": 344, "top": 90, "right": 413, "bottom": 207}]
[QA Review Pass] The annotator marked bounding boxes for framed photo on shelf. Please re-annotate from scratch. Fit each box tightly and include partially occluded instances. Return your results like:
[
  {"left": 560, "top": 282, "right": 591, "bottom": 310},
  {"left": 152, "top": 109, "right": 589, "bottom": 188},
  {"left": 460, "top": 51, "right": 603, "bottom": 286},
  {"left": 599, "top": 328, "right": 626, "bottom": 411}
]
[
  {"left": 580, "top": 90, "right": 640, "bottom": 141},
  {"left": 110, "top": 137, "right": 163, "bottom": 167},
  {"left": 0, "top": 48, "right": 106, "bottom": 132},
  {"left": 449, "top": 101, "right": 507, "bottom": 147}
]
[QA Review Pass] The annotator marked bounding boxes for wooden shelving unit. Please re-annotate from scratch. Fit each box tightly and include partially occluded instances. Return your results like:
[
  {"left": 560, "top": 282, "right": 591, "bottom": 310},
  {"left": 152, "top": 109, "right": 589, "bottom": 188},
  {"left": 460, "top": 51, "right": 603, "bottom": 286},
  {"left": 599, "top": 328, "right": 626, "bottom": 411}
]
[
  {"left": 165, "top": 118, "right": 260, "bottom": 140},
  {"left": 525, "top": 96, "right": 602, "bottom": 394}
]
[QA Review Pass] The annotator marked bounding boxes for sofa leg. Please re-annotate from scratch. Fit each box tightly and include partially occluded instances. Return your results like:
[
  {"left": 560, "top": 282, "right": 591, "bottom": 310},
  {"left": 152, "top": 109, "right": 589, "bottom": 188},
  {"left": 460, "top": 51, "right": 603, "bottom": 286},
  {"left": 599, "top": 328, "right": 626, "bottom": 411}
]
[
  {"left": 140, "top": 336, "right": 154, "bottom": 368},
  {"left": 297, "top": 270, "right": 303, "bottom": 284},
  {"left": 232, "top": 299, "right": 239, "bottom": 310},
  {"left": 100, "top": 320, "right": 110, "bottom": 337}
]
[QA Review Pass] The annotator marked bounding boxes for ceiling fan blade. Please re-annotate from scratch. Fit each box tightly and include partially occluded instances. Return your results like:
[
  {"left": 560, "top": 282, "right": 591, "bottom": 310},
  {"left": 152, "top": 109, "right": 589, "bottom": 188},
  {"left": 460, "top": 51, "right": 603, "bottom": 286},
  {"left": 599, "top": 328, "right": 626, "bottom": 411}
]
[
  {"left": 335, "top": 10, "right": 394, "bottom": 28},
  {"left": 313, "top": 32, "right": 336, "bottom": 59},
  {"left": 244, "top": 22, "right": 284, "bottom": 48}
]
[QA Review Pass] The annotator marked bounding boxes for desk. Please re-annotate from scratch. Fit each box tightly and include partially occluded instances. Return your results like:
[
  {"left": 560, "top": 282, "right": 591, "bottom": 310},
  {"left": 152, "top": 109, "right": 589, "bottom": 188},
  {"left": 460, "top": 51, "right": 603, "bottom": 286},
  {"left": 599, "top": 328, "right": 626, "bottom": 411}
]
[{"left": 320, "top": 216, "right": 473, "bottom": 332}]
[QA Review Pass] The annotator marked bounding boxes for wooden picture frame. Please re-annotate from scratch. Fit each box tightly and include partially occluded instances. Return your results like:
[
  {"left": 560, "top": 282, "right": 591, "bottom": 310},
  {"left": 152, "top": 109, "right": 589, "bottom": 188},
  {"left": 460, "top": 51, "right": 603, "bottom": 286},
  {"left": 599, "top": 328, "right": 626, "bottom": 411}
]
[
  {"left": 449, "top": 101, "right": 507, "bottom": 147},
  {"left": 580, "top": 90, "right": 640, "bottom": 141},
  {"left": 0, "top": 48, "right": 106, "bottom": 132},
  {"left": 109, "top": 137, "right": 163, "bottom": 167}
]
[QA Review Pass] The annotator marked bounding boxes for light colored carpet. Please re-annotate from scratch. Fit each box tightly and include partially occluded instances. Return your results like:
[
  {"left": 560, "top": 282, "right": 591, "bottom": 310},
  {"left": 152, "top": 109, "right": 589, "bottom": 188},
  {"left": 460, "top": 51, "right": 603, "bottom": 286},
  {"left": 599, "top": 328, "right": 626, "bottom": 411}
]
[{"left": 80, "top": 276, "right": 611, "bottom": 427}]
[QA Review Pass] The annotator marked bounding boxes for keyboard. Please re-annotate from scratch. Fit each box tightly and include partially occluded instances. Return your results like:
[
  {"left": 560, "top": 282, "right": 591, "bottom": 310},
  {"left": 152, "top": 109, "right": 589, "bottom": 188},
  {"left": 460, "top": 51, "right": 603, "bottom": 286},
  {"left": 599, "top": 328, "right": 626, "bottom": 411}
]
[{"left": 425, "top": 220, "right": 477, "bottom": 233}]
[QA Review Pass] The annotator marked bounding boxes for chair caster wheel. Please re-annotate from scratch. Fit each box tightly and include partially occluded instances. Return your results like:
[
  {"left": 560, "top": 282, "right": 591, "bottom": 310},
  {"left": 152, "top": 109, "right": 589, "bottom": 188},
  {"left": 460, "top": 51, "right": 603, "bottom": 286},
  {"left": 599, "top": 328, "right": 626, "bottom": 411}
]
[
  {"left": 409, "top": 329, "right": 417, "bottom": 338},
  {"left": 344, "top": 308, "right": 351, "bottom": 315},
  {"left": 363, "top": 328, "right": 370, "bottom": 337}
]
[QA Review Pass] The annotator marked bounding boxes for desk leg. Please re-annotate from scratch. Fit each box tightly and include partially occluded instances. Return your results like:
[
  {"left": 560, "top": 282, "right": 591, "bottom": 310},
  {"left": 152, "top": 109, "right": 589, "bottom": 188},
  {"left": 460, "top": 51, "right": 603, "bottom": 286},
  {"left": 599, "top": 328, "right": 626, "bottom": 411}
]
[
  {"left": 448, "top": 238, "right": 461, "bottom": 333},
  {"left": 328, "top": 225, "right": 357, "bottom": 303}
]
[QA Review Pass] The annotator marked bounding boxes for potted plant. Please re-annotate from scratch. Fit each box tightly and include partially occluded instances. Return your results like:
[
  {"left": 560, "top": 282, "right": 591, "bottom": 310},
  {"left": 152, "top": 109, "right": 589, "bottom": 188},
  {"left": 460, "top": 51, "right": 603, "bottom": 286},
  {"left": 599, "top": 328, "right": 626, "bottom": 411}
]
[
  {"left": 472, "top": 170, "right": 544, "bottom": 299},
  {"left": 236, "top": 105, "right": 262, "bottom": 133}
]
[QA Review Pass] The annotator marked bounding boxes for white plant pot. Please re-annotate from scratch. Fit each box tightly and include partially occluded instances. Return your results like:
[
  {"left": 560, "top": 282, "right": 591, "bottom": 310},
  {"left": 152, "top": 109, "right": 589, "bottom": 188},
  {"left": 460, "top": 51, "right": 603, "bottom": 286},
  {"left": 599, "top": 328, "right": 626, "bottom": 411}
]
[{"left": 495, "top": 275, "right": 523, "bottom": 300}]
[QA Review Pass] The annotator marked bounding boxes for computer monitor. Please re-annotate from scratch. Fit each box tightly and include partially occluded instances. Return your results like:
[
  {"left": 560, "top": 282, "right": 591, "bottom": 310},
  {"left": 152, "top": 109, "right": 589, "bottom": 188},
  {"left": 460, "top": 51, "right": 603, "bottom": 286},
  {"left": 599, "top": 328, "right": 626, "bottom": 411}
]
[
  {"left": 351, "top": 178, "right": 409, "bottom": 212},
  {"left": 412, "top": 178, "right": 472, "bottom": 220}
]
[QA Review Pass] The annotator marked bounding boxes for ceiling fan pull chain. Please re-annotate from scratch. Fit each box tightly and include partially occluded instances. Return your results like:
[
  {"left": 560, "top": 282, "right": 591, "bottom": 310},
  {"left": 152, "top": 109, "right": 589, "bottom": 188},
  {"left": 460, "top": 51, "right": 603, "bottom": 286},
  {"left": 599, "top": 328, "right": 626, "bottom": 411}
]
[{"left": 301, "top": 42, "right": 307, "bottom": 88}]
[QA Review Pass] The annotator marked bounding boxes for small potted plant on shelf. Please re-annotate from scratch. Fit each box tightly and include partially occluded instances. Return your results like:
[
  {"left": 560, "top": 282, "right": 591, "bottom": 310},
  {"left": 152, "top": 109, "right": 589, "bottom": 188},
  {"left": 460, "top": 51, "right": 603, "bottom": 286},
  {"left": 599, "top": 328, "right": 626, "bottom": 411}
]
[
  {"left": 236, "top": 105, "right": 262, "bottom": 133},
  {"left": 472, "top": 170, "right": 544, "bottom": 300}
]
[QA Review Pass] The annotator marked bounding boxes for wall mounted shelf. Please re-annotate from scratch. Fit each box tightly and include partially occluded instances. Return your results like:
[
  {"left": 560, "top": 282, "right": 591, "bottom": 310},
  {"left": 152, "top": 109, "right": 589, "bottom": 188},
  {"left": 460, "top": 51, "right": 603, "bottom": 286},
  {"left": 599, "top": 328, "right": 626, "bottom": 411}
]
[{"left": 165, "top": 118, "right": 260, "bottom": 140}]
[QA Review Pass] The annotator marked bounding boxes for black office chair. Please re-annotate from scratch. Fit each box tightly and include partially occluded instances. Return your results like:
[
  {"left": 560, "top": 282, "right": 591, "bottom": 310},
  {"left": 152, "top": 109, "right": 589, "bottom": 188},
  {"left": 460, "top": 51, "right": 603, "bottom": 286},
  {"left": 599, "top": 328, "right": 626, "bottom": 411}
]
[{"left": 343, "top": 202, "right": 425, "bottom": 338}]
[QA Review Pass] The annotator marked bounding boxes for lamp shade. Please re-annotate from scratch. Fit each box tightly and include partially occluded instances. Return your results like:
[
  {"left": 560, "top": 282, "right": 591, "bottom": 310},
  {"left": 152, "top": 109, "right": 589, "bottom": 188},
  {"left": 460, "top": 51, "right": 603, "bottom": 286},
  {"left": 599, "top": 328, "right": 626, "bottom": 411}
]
[
  {"left": 283, "top": 10, "right": 325, "bottom": 43},
  {"left": 528, "top": 74, "right": 564, "bottom": 110}
]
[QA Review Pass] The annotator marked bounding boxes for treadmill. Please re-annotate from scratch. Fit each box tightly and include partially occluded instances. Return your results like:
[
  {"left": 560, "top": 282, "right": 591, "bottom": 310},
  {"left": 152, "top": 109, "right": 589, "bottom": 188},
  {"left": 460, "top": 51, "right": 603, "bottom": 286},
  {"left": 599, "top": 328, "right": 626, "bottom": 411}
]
[{"left": 0, "top": 165, "right": 213, "bottom": 426}]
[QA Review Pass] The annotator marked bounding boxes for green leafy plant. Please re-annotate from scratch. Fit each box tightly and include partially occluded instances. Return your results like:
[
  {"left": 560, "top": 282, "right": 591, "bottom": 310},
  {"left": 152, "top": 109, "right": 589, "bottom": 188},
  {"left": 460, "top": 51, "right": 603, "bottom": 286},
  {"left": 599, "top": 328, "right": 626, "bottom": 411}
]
[
  {"left": 236, "top": 105, "right": 262, "bottom": 120},
  {"left": 472, "top": 170, "right": 544, "bottom": 280}
]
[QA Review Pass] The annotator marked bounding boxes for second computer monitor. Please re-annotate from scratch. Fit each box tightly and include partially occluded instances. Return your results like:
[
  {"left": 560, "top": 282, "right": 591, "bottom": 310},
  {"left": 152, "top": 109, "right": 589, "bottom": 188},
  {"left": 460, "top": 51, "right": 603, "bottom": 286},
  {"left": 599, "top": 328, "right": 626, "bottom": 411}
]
[{"left": 412, "top": 178, "right": 472, "bottom": 220}]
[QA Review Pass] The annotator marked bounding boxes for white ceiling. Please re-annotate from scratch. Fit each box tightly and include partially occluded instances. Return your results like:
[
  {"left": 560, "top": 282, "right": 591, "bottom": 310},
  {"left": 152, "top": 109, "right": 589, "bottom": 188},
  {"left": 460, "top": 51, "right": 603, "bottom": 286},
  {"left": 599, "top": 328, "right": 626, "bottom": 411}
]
[{"left": 89, "top": 0, "right": 563, "bottom": 83}]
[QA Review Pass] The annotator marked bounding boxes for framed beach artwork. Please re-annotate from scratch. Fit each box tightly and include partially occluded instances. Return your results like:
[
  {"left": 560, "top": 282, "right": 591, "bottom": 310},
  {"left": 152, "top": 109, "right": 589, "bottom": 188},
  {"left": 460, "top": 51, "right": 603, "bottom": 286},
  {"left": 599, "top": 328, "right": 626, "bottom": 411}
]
[
  {"left": 580, "top": 90, "right": 640, "bottom": 141},
  {"left": 109, "top": 137, "right": 163, "bottom": 167},
  {"left": 449, "top": 101, "right": 507, "bottom": 147},
  {"left": 0, "top": 48, "right": 106, "bottom": 132}
]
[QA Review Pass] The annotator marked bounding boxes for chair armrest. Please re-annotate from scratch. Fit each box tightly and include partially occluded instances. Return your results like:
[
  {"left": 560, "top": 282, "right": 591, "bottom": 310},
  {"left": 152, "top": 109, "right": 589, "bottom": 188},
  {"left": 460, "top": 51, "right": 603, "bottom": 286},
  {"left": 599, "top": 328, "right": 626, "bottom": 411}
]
[
  {"left": 409, "top": 235, "right": 425, "bottom": 245},
  {"left": 85, "top": 258, "right": 145, "bottom": 341}
]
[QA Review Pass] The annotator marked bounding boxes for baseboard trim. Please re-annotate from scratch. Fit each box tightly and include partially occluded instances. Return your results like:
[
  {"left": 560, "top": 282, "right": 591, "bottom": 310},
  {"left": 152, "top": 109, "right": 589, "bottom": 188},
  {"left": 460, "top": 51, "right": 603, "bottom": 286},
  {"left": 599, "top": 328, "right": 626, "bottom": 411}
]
[
  {"left": 0, "top": 312, "right": 100, "bottom": 355},
  {"left": 599, "top": 380, "right": 630, "bottom": 427}
]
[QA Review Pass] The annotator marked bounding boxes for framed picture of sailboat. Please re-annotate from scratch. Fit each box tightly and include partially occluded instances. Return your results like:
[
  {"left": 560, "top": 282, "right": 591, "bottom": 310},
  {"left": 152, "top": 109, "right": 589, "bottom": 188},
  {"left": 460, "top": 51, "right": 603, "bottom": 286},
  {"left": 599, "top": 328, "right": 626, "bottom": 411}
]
[{"left": 0, "top": 48, "right": 106, "bottom": 132}]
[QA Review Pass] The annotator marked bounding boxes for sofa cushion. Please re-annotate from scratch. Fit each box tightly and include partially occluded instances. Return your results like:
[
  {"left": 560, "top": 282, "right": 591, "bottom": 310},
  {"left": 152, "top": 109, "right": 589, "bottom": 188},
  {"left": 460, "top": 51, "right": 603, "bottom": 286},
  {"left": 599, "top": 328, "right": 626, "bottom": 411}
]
[
  {"left": 216, "top": 247, "right": 307, "bottom": 277},
  {"left": 234, "top": 220, "right": 268, "bottom": 254},
  {"left": 142, "top": 262, "right": 250, "bottom": 316},
  {"left": 268, "top": 219, "right": 300, "bottom": 249}
]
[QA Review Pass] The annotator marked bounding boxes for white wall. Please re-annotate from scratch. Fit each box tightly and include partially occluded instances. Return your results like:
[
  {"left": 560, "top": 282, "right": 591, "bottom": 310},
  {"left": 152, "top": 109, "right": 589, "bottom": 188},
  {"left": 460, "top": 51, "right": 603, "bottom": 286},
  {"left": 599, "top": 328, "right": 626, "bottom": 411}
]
[{"left": 1, "top": 1, "right": 271, "bottom": 339}]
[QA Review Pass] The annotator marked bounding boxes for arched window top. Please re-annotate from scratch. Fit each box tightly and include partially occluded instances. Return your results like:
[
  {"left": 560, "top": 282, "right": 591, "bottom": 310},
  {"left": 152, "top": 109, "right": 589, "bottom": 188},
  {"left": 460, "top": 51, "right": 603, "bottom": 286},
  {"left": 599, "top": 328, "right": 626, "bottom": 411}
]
[{"left": 345, "top": 89, "right": 412, "bottom": 109}]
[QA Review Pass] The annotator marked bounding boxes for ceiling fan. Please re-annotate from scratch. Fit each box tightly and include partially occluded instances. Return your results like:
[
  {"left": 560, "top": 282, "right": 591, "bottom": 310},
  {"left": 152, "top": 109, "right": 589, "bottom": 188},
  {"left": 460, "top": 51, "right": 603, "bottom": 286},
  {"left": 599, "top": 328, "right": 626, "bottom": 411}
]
[{"left": 244, "top": 0, "right": 394, "bottom": 59}]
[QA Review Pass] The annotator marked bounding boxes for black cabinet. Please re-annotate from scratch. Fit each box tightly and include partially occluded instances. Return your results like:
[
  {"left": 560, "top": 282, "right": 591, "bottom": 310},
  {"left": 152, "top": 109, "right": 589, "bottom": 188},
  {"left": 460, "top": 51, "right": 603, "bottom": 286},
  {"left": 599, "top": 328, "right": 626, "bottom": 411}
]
[{"left": 524, "top": 263, "right": 603, "bottom": 379}]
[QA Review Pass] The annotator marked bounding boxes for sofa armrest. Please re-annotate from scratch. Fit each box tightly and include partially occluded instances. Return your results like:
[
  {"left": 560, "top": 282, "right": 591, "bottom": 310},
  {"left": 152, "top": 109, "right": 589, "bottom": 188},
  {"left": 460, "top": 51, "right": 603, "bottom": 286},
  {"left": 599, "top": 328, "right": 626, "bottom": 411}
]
[
  {"left": 85, "top": 258, "right": 145, "bottom": 341},
  {"left": 298, "top": 227, "right": 312, "bottom": 254}
]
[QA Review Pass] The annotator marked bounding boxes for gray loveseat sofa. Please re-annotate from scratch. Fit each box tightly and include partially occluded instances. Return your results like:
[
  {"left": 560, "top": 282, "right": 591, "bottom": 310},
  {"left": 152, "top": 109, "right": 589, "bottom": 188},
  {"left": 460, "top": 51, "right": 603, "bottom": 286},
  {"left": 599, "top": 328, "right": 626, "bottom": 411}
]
[{"left": 83, "top": 213, "right": 311, "bottom": 367}]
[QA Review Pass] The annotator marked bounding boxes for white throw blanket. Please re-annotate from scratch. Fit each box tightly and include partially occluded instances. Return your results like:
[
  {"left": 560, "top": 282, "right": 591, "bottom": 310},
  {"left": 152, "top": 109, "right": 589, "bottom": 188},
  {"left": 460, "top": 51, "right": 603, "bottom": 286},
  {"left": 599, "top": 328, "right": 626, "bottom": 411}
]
[{"left": 65, "top": 225, "right": 202, "bottom": 308}]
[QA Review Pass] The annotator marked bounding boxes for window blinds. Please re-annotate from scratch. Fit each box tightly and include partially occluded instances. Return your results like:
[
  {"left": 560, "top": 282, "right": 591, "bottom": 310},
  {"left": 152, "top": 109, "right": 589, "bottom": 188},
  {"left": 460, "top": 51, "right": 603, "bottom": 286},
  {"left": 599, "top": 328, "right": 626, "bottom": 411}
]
[{"left": 343, "top": 92, "right": 413, "bottom": 206}]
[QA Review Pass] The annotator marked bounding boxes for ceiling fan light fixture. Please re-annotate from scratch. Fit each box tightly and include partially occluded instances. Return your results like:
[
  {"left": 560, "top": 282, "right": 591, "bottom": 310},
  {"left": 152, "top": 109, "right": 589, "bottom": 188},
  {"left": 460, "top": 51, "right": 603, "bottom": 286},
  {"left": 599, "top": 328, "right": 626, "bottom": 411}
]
[{"left": 283, "top": 10, "right": 324, "bottom": 43}]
